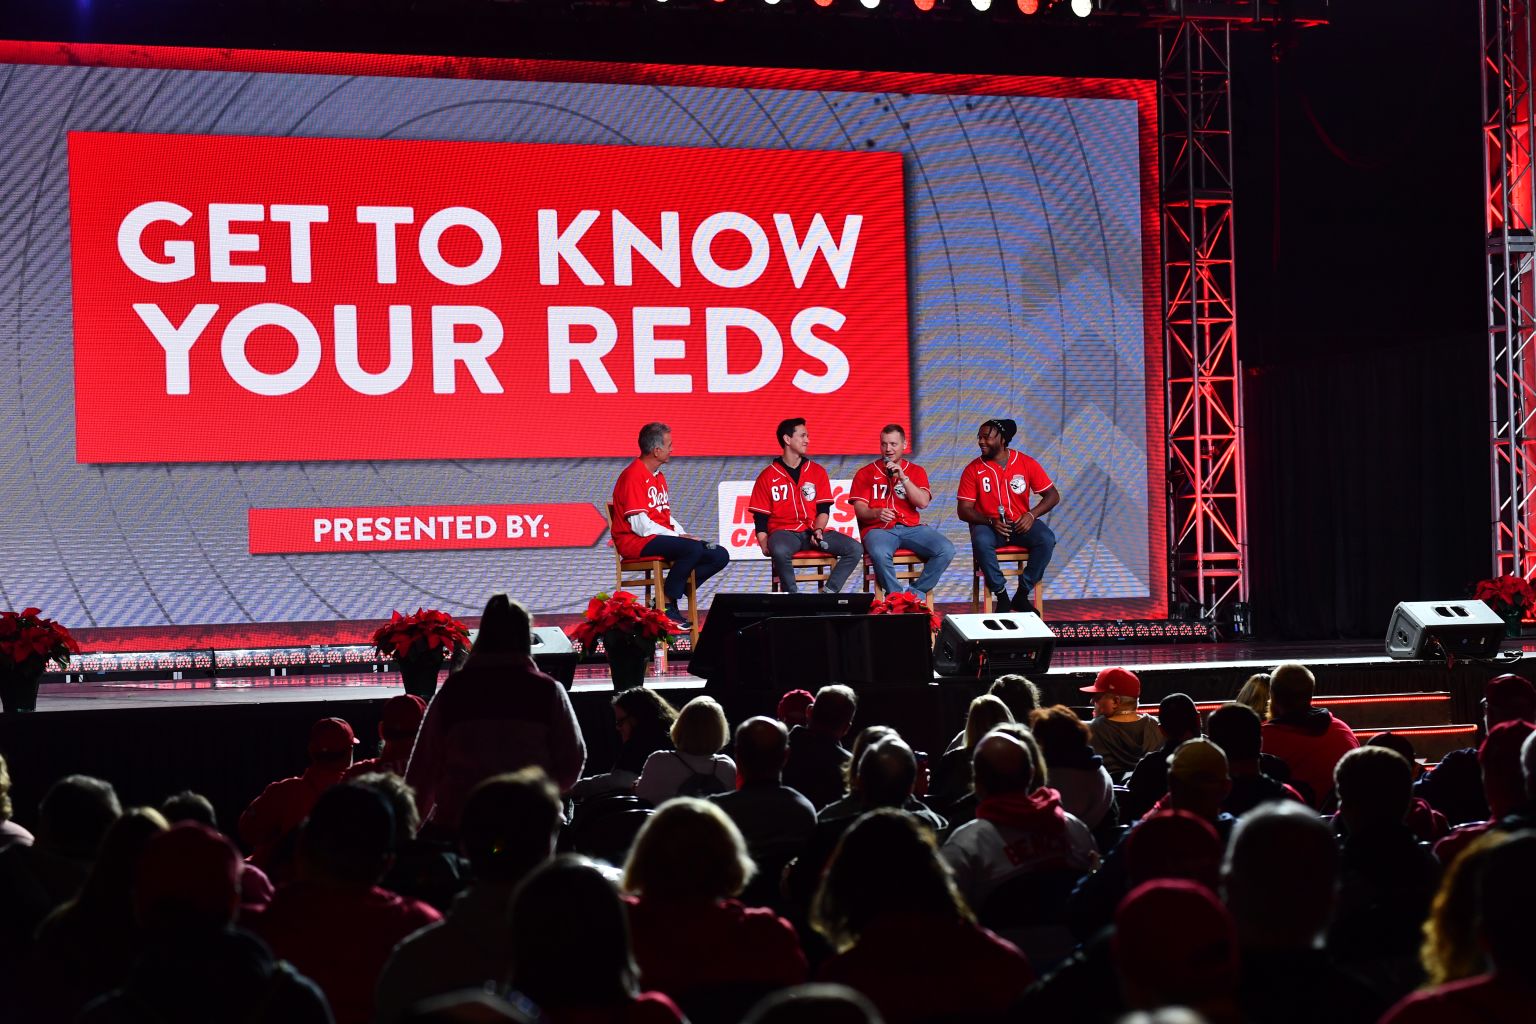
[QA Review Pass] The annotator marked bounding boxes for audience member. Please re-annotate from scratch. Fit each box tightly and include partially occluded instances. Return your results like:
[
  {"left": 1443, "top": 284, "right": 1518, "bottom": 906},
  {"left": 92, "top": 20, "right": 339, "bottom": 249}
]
[
  {"left": 1030, "top": 704, "right": 1118, "bottom": 840},
  {"left": 0, "top": 773, "right": 121, "bottom": 960},
  {"left": 928, "top": 694, "right": 1013, "bottom": 812},
  {"left": 710, "top": 716, "right": 817, "bottom": 906},
  {"left": 1123, "top": 694, "right": 1201, "bottom": 822},
  {"left": 1380, "top": 832, "right": 1536, "bottom": 1024},
  {"left": 813, "top": 809, "right": 1034, "bottom": 1024},
  {"left": 80, "top": 822, "right": 332, "bottom": 1024},
  {"left": 1415, "top": 673, "right": 1536, "bottom": 826},
  {"left": 239, "top": 716, "right": 357, "bottom": 873},
  {"left": 622, "top": 799, "right": 807, "bottom": 1008},
  {"left": 0, "top": 751, "right": 33, "bottom": 851},
  {"left": 345, "top": 694, "right": 427, "bottom": 779},
  {"left": 1432, "top": 719, "right": 1535, "bottom": 864},
  {"left": 160, "top": 788, "right": 273, "bottom": 913},
  {"left": 1234, "top": 672, "right": 1271, "bottom": 721},
  {"left": 351, "top": 771, "right": 462, "bottom": 910},
  {"left": 26, "top": 807, "right": 169, "bottom": 1020},
  {"left": 817, "top": 726, "right": 896, "bottom": 821},
  {"left": 1123, "top": 810, "right": 1223, "bottom": 892},
  {"left": 507, "top": 856, "right": 683, "bottom": 1024},
  {"left": 783, "top": 684, "right": 858, "bottom": 810},
  {"left": 1222, "top": 803, "right": 1387, "bottom": 1024},
  {"left": 251, "top": 782, "right": 441, "bottom": 1024},
  {"left": 776, "top": 690, "right": 815, "bottom": 730},
  {"left": 1260, "top": 662, "right": 1359, "bottom": 808},
  {"left": 1417, "top": 829, "right": 1515, "bottom": 987},
  {"left": 407, "top": 595, "right": 586, "bottom": 829},
  {"left": 1365, "top": 733, "right": 1447, "bottom": 841},
  {"left": 376, "top": 769, "right": 563, "bottom": 1024},
  {"left": 1113, "top": 881, "right": 1241, "bottom": 1024},
  {"left": 1328, "top": 747, "right": 1440, "bottom": 1000},
  {"left": 939, "top": 675, "right": 1044, "bottom": 756},
  {"left": 742, "top": 983, "right": 885, "bottom": 1024},
  {"left": 634, "top": 696, "right": 735, "bottom": 802},
  {"left": 1204, "top": 703, "right": 1302, "bottom": 817},
  {"left": 1507, "top": 727, "right": 1536, "bottom": 830},
  {"left": 572, "top": 688, "right": 677, "bottom": 800},
  {"left": 1081, "top": 668, "right": 1162, "bottom": 777}
]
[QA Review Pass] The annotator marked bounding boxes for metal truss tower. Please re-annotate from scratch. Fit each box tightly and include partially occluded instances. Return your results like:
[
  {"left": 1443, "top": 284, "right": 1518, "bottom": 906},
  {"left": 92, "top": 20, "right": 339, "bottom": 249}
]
[
  {"left": 1483, "top": 0, "right": 1536, "bottom": 580},
  {"left": 1159, "top": 17, "right": 1248, "bottom": 622}
]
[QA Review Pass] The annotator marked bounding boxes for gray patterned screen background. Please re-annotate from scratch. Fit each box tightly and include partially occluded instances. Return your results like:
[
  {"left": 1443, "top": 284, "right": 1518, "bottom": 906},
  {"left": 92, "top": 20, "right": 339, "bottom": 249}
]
[{"left": 0, "top": 58, "right": 1158, "bottom": 629}]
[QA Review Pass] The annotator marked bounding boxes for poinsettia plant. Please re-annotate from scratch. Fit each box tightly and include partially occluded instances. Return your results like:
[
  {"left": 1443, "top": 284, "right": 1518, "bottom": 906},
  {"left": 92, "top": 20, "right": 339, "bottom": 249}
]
[
  {"left": 870, "top": 591, "right": 943, "bottom": 632},
  {"left": 372, "top": 608, "right": 472, "bottom": 662},
  {"left": 1476, "top": 574, "right": 1536, "bottom": 616},
  {"left": 569, "top": 590, "right": 679, "bottom": 655},
  {"left": 0, "top": 608, "right": 80, "bottom": 671}
]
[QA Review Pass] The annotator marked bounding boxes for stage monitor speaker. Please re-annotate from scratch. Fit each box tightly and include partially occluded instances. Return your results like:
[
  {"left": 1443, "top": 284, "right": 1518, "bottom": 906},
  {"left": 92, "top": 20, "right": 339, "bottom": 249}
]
[
  {"left": 933, "top": 612, "right": 1055, "bottom": 678},
  {"left": 1384, "top": 600, "right": 1505, "bottom": 660},
  {"left": 531, "top": 626, "right": 578, "bottom": 689}
]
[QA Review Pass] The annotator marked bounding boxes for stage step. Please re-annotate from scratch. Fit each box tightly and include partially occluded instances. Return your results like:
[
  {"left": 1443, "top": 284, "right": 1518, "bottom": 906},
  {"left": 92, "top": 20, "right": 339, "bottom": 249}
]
[{"left": 1178, "top": 692, "right": 1456, "bottom": 731}]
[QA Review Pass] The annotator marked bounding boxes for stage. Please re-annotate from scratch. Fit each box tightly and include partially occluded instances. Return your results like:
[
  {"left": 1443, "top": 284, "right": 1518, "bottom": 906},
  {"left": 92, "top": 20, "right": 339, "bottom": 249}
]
[{"left": 2, "top": 631, "right": 1520, "bottom": 838}]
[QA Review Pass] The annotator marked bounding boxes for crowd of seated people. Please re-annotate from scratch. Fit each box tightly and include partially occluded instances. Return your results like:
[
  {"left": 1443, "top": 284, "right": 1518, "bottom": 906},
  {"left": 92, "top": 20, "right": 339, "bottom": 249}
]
[{"left": 2, "top": 633, "right": 1536, "bottom": 1024}]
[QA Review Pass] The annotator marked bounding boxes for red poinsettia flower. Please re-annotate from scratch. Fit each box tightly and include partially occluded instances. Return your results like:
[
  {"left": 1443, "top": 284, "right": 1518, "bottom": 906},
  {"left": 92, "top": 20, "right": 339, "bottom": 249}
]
[
  {"left": 372, "top": 607, "right": 473, "bottom": 662},
  {"left": 568, "top": 590, "right": 680, "bottom": 656},
  {"left": 1476, "top": 574, "right": 1536, "bottom": 615},
  {"left": 869, "top": 591, "right": 943, "bottom": 632},
  {"left": 0, "top": 608, "right": 80, "bottom": 670}
]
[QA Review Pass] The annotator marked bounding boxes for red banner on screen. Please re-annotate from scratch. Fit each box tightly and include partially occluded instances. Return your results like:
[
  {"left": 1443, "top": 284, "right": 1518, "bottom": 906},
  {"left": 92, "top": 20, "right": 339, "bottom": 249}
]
[
  {"left": 248, "top": 503, "right": 607, "bottom": 553},
  {"left": 68, "top": 132, "right": 909, "bottom": 463}
]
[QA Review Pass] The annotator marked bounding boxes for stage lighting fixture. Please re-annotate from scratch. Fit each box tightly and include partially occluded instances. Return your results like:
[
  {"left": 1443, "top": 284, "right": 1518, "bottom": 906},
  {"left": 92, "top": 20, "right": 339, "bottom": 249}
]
[
  {"left": 914, "top": 0, "right": 937, "bottom": 10},
  {"left": 860, "top": 0, "right": 881, "bottom": 7},
  {"left": 970, "top": 0, "right": 992, "bottom": 11},
  {"left": 1070, "top": 0, "right": 1092, "bottom": 14},
  {"left": 1018, "top": 0, "right": 1039, "bottom": 12}
]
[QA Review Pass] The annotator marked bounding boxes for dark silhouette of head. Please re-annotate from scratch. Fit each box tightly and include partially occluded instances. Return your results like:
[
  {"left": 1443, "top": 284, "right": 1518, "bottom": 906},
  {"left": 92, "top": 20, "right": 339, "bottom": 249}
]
[
  {"left": 736, "top": 716, "right": 791, "bottom": 783},
  {"left": 160, "top": 790, "right": 218, "bottom": 830},
  {"left": 1158, "top": 693, "right": 1201, "bottom": 743},
  {"left": 856, "top": 737, "right": 917, "bottom": 809},
  {"left": 743, "top": 983, "right": 886, "bottom": 1024},
  {"left": 1334, "top": 746, "right": 1413, "bottom": 832},
  {"left": 459, "top": 767, "right": 563, "bottom": 885},
  {"left": 987, "top": 674, "right": 1042, "bottom": 722},
  {"left": 810, "top": 684, "right": 858, "bottom": 739},
  {"left": 1206, "top": 702, "right": 1263, "bottom": 765},
  {"left": 1268, "top": 662, "right": 1316, "bottom": 717},
  {"left": 471, "top": 593, "right": 532, "bottom": 658},
  {"left": 510, "top": 856, "right": 637, "bottom": 1008},
  {"left": 623, "top": 798, "right": 755, "bottom": 903},
  {"left": 298, "top": 782, "right": 396, "bottom": 885},
  {"left": 971, "top": 732, "right": 1035, "bottom": 799},
  {"left": 38, "top": 774, "right": 122, "bottom": 859},
  {"left": 1222, "top": 802, "right": 1338, "bottom": 950}
]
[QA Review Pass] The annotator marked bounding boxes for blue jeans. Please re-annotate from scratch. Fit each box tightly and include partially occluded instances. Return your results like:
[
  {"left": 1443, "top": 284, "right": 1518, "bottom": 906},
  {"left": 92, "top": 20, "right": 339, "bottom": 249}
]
[
  {"left": 637, "top": 535, "right": 730, "bottom": 604},
  {"left": 767, "top": 529, "right": 862, "bottom": 593},
  {"left": 861, "top": 523, "right": 956, "bottom": 598},
  {"left": 969, "top": 519, "right": 1056, "bottom": 598}
]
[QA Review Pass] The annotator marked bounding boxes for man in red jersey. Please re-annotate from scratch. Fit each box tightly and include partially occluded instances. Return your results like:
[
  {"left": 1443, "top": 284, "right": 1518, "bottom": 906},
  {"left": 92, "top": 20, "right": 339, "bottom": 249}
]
[
  {"left": 849, "top": 423, "right": 955, "bottom": 602},
  {"left": 611, "top": 421, "right": 731, "bottom": 625},
  {"left": 956, "top": 417, "right": 1061, "bottom": 612},
  {"left": 749, "top": 417, "right": 862, "bottom": 593}
]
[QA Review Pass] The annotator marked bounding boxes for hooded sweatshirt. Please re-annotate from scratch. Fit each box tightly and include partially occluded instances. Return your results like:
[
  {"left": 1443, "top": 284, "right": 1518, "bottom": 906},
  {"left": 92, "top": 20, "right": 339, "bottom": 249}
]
[
  {"left": 1261, "top": 708, "right": 1359, "bottom": 809},
  {"left": 941, "top": 788, "right": 1098, "bottom": 912}
]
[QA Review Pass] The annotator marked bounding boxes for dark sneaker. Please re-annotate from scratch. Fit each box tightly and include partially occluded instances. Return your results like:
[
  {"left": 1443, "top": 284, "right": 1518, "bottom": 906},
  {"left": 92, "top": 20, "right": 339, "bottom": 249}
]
[
  {"left": 1010, "top": 587, "right": 1038, "bottom": 614},
  {"left": 664, "top": 605, "right": 690, "bottom": 629}
]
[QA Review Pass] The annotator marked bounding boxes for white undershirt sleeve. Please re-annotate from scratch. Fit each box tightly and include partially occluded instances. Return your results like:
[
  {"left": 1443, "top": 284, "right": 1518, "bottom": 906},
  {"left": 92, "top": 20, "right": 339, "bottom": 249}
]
[{"left": 627, "top": 511, "right": 682, "bottom": 539}]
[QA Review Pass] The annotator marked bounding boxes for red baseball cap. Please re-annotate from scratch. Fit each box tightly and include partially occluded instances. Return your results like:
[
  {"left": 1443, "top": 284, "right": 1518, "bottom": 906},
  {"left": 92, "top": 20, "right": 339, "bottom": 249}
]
[
  {"left": 1113, "top": 880, "right": 1238, "bottom": 1003},
  {"left": 381, "top": 694, "right": 427, "bottom": 736},
  {"left": 308, "top": 717, "right": 359, "bottom": 756},
  {"left": 134, "top": 823, "right": 242, "bottom": 928},
  {"left": 1081, "top": 667, "right": 1141, "bottom": 698},
  {"left": 777, "top": 689, "right": 815, "bottom": 721}
]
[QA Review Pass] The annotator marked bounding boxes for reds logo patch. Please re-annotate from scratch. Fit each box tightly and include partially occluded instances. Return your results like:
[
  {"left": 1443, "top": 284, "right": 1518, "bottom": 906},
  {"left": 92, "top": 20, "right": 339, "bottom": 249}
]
[
  {"left": 894, "top": 482, "right": 908, "bottom": 499},
  {"left": 801, "top": 482, "right": 817, "bottom": 500},
  {"left": 1009, "top": 475, "right": 1028, "bottom": 495}
]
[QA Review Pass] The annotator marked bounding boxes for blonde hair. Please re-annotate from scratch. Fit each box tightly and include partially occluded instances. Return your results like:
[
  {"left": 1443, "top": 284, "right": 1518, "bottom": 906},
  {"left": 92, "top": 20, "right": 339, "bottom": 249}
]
[
  {"left": 1420, "top": 830, "right": 1516, "bottom": 984},
  {"left": 670, "top": 696, "right": 729, "bottom": 756},
  {"left": 964, "top": 695, "right": 1015, "bottom": 750},
  {"left": 843, "top": 725, "right": 897, "bottom": 794},
  {"left": 1235, "top": 673, "right": 1272, "bottom": 721},
  {"left": 622, "top": 798, "right": 755, "bottom": 902}
]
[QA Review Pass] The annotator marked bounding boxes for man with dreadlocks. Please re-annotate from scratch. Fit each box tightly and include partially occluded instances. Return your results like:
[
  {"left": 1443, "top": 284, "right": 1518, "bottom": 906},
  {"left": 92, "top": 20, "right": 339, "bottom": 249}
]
[{"left": 956, "top": 417, "right": 1061, "bottom": 613}]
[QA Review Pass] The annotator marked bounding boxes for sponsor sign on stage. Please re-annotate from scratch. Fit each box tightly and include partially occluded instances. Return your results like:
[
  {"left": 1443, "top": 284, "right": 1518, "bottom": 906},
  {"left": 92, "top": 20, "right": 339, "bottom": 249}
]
[
  {"left": 715, "top": 480, "right": 858, "bottom": 560},
  {"left": 68, "top": 132, "right": 909, "bottom": 464},
  {"left": 248, "top": 503, "right": 606, "bottom": 554}
]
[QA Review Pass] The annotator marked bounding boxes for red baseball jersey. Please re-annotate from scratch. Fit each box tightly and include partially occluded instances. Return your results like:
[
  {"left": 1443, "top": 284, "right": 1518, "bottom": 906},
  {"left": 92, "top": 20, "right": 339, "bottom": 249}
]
[
  {"left": 749, "top": 459, "right": 834, "bottom": 533},
  {"left": 957, "top": 450, "right": 1053, "bottom": 521},
  {"left": 611, "top": 459, "right": 675, "bottom": 560},
  {"left": 850, "top": 459, "right": 931, "bottom": 529}
]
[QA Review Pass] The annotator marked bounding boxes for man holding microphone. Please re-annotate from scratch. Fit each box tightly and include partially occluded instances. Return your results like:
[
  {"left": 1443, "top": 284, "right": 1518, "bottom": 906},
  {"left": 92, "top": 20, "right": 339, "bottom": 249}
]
[{"left": 849, "top": 423, "right": 955, "bottom": 603}]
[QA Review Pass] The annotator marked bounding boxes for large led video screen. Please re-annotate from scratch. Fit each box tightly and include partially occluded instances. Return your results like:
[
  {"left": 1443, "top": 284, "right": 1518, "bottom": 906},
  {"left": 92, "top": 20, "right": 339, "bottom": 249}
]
[{"left": 0, "top": 43, "right": 1162, "bottom": 637}]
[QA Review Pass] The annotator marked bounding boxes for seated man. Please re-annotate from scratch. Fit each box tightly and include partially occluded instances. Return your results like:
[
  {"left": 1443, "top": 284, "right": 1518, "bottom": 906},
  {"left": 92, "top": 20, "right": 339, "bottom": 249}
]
[
  {"left": 956, "top": 416, "right": 1060, "bottom": 612},
  {"left": 849, "top": 423, "right": 955, "bottom": 604},
  {"left": 1080, "top": 668, "right": 1162, "bottom": 778},
  {"left": 611, "top": 421, "right": 731, "bottom": 625},
  {"left": 749, "top": 417, "right": 862, "bottom": 593}
]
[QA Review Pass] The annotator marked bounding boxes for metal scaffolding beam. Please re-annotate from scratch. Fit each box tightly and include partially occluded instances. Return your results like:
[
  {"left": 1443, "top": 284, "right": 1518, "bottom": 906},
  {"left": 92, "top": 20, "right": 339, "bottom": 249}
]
[
  {"left": 1160, "top": 17, "right": 1248, "bottom": 621},
  {"left": 1483, "top": 0, "right": 1536, "bottom": 581}
]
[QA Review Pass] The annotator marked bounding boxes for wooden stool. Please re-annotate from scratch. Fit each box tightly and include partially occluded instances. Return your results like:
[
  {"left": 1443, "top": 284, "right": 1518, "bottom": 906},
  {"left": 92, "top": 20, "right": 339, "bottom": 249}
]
[
  {"left": 862, "top": 550, "right": 936, "bottom": 609},
  {"left": 771, "top": 550, "right": 839, "bottom": 593},
  {"left": 607, "top": 504, "right": 699, "bottom": 644},
  {"left": 972, "top": 545, "right": 1043, "bottom": 615}
]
